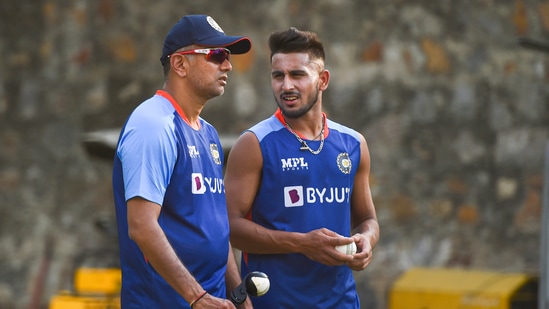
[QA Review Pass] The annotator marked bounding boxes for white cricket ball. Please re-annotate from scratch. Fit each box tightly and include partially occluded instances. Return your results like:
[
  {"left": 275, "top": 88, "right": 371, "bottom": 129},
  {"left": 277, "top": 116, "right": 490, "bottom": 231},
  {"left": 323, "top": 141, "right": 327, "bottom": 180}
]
[
  {"left": 335, "top": 242, "right": 357, "bottom": 255},
  {"left": 250, "top": 276, "right": 270, "bottom": 296}
]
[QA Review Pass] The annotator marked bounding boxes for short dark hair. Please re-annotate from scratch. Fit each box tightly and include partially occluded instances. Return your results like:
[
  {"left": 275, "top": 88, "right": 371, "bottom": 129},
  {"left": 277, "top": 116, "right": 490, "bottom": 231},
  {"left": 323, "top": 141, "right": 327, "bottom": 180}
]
[
  {"left": 162, "top": 61, "right": 170, "bottom": 77},
  {"left": 268, "top": 27, "right": 326, "bottom": 62}
]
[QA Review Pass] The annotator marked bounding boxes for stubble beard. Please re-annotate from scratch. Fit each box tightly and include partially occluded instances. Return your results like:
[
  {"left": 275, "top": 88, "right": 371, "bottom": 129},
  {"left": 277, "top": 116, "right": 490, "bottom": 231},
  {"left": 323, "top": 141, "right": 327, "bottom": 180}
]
[{"left": 275, "top": 88, "right": 319, "bottom": 119}]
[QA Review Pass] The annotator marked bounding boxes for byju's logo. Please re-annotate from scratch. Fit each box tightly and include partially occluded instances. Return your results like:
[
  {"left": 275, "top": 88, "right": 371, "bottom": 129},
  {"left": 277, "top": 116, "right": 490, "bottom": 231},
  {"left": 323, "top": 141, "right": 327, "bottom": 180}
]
[
  {"left": 191, "top": 173, "right": 224, "bottom": 195},
  {"left": 192, "top": 173, "right": 206, "bottom": 194},
  {"left": 281, "top": 157, "right": 308, "bottom": 171},
  {"left": 283, "top": 185, "right": 351, "bottom": 207},
  {"left": 284, "top": 186, "right": 304, "bottom": 207}
]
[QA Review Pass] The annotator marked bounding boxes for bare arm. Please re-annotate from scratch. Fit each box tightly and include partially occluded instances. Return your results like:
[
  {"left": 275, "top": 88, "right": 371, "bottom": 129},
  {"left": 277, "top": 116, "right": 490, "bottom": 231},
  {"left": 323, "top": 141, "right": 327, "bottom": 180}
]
[
  {"left": 225, "top": 243, "right": 253, "bottom": 308},
  {"left": 127, "top": 198, "right": 235, "bottom": 308},
  {"left": 346, "top": 134, "right": 380, "bottom": 271},
  {"left": 224, "top": 132, "right": 354, "bottom": 266},
  {"left": 225, "top": 243, "right": 241, "bottom": 293}
]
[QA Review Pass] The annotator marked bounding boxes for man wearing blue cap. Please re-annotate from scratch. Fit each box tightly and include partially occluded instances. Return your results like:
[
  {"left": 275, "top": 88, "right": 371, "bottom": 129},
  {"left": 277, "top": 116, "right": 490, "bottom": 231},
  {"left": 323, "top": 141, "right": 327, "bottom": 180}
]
[{"left": 112, "top": 15, "right": 252, "bottom": 308}]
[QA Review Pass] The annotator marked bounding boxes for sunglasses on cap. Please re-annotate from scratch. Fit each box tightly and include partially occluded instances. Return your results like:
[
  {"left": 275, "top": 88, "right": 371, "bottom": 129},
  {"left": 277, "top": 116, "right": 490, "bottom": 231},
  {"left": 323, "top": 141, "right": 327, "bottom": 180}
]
[{"left": 170, "top": 48, "right": 231, "bottom": 64}]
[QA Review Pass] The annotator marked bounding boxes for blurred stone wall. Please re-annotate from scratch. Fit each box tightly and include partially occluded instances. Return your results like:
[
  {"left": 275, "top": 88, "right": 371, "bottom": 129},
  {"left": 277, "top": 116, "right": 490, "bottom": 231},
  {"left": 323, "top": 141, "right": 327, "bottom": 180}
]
[{"left": 0, "top": 0, "right": 548, "bottom": 308}]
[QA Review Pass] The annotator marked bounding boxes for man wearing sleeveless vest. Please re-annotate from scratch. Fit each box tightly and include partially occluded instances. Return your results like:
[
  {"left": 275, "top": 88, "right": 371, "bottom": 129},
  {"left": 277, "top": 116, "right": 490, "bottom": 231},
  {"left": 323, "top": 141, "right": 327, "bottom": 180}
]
[{"left": 225, "top": 27, "right": 380, "bottom": 308}]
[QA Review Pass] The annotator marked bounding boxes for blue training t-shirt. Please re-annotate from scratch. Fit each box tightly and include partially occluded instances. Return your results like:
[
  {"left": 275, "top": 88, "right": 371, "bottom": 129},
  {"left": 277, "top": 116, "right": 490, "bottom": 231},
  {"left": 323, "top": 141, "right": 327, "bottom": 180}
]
[
  {"left": 241, "top": 109, "right": 361, "bottom": 309},
  {"left": 112, "top": 90, "right": 228, "bottom": 309}
]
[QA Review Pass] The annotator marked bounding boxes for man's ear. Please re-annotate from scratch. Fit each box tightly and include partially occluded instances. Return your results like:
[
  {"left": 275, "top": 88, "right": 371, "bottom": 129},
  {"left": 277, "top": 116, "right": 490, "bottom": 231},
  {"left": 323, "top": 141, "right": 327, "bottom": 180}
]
[
  {"left": 170, "top": 54, "right": 189, "bottom": 77},
  {"left": 319, "top": 69, "right": 330, "bottom": 91}
]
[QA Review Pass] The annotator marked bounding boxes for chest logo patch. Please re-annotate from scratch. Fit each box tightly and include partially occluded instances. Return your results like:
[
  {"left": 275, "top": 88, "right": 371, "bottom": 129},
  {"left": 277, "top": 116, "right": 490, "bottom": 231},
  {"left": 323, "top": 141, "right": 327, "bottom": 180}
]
[
  {"left": 337, "top": 152, "right": 351, "bottom": 174},
  {"left": 210, "top": 143, "right": 222, "bottom": 165},
  {"left": 284, "top": 186, "right": 304, "bottom": 207}
]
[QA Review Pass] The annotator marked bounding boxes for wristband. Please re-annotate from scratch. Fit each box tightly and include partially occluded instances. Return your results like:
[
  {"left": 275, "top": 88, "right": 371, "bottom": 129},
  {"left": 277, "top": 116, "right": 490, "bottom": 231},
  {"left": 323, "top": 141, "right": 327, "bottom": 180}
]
[{"left": 189, "top": 290, "right": 207, "bottom": 308}]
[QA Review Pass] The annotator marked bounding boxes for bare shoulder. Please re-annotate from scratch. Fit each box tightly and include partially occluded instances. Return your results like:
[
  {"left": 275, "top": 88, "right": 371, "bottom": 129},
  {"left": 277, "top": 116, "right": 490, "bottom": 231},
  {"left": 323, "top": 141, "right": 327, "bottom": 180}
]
[
  {"left": 235, "top": 131, "right": 260, "bottom": 148},
  {"left": 354, "top": 131, "right": 371, "bottom": 171},
  {"left": 230, "top": 132, "right": 261, "bottom": 157},
  {"left": 226, "top": 131, "right": 262, "bottom": 170}
]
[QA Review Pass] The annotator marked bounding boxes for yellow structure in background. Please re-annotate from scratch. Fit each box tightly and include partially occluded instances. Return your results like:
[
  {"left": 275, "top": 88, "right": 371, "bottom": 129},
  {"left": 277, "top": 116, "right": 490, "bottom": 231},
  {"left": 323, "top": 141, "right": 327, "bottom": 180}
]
[
  {"left": 49, "top": 268, "right": 121, "bottom": 309},
  {"left": 73, "top": 268, "right": 121, "bottom": 295},
  {"left": 389, "top": 267, "right": 538, "bottom": 309},
  {"left": 48, "top": 294, "right": 120, "bottom": 309}
]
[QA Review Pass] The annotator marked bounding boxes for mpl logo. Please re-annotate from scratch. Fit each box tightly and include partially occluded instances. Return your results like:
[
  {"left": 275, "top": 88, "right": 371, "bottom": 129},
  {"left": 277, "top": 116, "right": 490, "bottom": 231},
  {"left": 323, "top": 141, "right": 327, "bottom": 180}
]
[
  {"left": 281, "top": 157, "right": 308, "bottom": 171},
  {"left": 284, "top": 186, "right": 304, "bottom": 207},
  {"left": 188, "top": 145, "right": 200, "bottom": 158}
]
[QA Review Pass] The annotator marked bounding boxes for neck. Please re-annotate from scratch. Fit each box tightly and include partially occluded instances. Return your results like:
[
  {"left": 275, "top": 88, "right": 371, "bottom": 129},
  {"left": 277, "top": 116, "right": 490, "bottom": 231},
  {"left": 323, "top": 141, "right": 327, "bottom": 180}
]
[
  {"left": 163, "top": 85, "right": 204, "bottom": 130},
  {"left": 281, "top": 112, "right": 326, "bottom": 155},
  {"left": 281, "top": 111, "right": 325, "bottom": 140}
]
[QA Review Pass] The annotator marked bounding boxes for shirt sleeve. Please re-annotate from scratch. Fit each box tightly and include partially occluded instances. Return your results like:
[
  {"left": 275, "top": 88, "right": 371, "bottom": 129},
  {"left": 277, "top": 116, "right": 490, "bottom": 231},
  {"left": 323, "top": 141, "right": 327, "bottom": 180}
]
[{"left": 117, "top": 112, "right": 178, "bottom": 205}]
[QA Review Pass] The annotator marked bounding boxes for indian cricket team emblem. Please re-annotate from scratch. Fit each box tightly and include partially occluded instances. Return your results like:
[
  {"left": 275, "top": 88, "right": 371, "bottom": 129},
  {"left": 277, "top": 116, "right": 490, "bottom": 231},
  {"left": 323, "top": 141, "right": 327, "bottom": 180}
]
[
  {"left": 210, "top": 143, "right": 222, "bottom": 165},
  {"left": 337, "top": 152, "right": 351, "bottom": 174},
  {"left": 207, "top": 16, "right": 224, "bottom": 33}
]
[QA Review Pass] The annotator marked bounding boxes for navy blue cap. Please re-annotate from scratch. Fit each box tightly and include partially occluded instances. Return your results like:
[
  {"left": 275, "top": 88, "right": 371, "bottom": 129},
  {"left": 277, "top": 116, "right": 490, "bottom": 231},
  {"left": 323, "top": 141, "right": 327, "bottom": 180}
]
[{"left": 160, "top": 15, "right": 252, "bottom": 65}]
